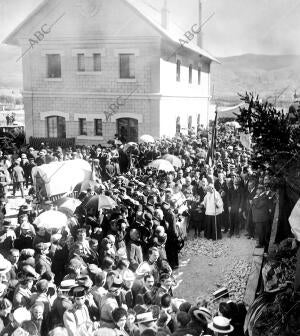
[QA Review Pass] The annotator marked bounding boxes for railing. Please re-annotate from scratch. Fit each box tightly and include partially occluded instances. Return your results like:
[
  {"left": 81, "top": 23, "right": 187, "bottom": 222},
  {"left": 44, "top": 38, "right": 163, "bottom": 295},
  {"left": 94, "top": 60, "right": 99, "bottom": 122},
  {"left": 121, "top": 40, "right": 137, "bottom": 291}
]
[{"left": 29, "top": 137, "right": 75, "bottom": 149}]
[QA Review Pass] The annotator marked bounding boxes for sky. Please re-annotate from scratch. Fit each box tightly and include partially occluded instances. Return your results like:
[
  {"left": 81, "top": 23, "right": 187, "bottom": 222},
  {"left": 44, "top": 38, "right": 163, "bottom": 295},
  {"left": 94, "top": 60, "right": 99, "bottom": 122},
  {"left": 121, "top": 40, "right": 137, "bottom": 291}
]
[{"left": 0, "top": 0, "right": 300, "bottom": 57}]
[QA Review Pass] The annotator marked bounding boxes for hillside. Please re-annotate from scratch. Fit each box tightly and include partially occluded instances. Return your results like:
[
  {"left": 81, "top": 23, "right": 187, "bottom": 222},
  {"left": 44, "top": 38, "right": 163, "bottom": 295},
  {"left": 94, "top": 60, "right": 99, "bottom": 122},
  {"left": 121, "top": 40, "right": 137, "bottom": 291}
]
[
  {"left": 0, "top": 45, "right": 22, "bottom": 91},
  {"left": 0, "top": 45, "right": 299, "bottom": 105},
  {"left": 211, "top": 54, "right": 300, "bottom": 104}
]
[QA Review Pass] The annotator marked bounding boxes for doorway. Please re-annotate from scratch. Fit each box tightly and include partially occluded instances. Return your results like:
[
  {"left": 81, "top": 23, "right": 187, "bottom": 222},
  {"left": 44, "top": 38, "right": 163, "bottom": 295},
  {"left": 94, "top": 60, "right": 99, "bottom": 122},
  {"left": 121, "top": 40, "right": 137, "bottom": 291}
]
[{"left": 117, "top": 118, "right": 138, "bottom": 142}]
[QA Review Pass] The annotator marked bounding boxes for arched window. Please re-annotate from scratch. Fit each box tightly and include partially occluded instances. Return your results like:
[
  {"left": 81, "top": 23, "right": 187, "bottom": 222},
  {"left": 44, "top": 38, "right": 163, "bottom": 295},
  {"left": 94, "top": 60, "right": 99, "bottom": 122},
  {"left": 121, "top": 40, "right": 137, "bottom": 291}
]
[
  {"left": 46, "top": 116, "right": 66, "bottom": 138},
  {"left": 176, "top": 116, "right": 181, "bottom": 134}
]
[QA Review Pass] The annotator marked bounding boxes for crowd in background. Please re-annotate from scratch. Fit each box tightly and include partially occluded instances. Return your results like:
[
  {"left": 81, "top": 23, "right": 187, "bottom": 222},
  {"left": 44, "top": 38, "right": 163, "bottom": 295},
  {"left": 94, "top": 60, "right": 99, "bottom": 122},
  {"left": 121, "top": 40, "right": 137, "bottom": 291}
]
[{"left": 0, "top": 127, "right": 277, "bottom": 335}]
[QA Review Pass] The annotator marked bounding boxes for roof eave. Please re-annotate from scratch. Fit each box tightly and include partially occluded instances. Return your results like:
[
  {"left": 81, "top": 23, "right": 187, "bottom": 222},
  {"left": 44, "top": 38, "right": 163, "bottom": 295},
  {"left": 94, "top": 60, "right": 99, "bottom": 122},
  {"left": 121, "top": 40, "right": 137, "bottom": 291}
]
[
  {"left": 123, "top": 0, "right": 220, "bottom": 64},
  {"left": 2, "top": 0, "right": 49, "bottom": 45}
]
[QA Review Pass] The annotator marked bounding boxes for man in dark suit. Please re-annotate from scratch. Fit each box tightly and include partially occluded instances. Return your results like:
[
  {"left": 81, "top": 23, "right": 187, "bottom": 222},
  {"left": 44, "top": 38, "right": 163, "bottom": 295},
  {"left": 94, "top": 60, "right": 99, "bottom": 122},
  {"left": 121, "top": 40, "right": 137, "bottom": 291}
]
[
  {"left": 244, "top": 179, "right": 256, "bottom": 239},
  {"left": 152, "top": 273, "right": 173, "bottom": 306},
  {"left": 251, "top": 185, "right": 272, "bottom": 249},
  {"left": 162, "top": 202, "right": 179, "bottom": 270},
  {"left": 135, "top": 273, "right": 155, "bottom": 305},
  {"left": 228, "top": 177, "right": 244, "bottom": 238}
]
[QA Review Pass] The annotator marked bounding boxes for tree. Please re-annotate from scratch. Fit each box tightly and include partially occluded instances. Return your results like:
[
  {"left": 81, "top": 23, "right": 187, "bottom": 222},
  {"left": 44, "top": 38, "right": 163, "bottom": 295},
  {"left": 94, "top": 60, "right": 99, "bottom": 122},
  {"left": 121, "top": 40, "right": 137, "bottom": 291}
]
[
  {"left": 237, "top": 93, "right": 300, "bottom": 243},
  {"left": 236, "top": 92, "right": 300, "bottom": 176}
]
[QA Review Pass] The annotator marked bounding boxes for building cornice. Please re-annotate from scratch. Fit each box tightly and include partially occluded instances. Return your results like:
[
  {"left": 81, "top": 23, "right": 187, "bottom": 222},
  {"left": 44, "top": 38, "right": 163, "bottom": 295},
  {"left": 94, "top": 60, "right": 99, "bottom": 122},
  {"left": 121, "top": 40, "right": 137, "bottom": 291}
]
[
  {"left": 18, "top": 36, "right": 160, "bottom": 46},
  {"left": 23, "top": 91, "right": 209, "bottom": 99}
]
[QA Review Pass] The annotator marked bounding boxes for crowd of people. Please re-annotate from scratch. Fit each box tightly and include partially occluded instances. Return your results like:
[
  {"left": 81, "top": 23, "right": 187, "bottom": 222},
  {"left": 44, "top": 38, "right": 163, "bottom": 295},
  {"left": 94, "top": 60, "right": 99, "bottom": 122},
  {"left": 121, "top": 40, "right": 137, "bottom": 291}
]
[{"left": 0, "top": 128, "right": 277, "bottom": 336}]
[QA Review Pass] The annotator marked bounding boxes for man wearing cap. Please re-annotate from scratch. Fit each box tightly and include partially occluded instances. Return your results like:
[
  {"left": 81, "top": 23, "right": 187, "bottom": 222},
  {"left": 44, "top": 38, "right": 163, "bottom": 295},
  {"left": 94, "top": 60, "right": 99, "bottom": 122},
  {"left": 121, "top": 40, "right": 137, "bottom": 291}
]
[
  {"left": 14, "top": 219, "right": 35, "bottom": 251},
  {"left": 120, "top": 269, "right": 135, "bottom": 309},
  {"left": 63, "top": 286, "right": 92, "bottom": 336},
  {"left": 12, "top": 160, "right": 25, "bottom": 198},
  {"left": 0, "top": 221, "right": 16, "bottom": 258},
  {"left": 13, "top": 273, "right": 34, "bottom": 308},
  {"left": 50, "top": 279, "right": 75, "bottom": 329},
  {"left": 100, "top": 272, "right": 123, "bottom": 328}
]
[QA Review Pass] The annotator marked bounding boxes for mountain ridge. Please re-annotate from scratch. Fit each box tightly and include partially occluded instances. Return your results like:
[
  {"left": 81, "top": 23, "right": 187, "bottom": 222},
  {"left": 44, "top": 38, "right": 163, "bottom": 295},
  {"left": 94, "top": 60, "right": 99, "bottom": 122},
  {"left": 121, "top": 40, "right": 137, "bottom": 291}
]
[{"left": 0, "top": 44, "right": 299, "bottom": 104}]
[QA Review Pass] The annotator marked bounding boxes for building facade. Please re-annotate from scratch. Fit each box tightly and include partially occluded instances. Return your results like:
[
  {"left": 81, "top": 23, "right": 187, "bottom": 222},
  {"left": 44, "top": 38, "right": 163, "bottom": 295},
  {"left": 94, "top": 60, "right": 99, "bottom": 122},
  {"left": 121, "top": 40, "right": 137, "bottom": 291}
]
[{"left": 4, "top": 0, "right": 218, "bottom": 145}]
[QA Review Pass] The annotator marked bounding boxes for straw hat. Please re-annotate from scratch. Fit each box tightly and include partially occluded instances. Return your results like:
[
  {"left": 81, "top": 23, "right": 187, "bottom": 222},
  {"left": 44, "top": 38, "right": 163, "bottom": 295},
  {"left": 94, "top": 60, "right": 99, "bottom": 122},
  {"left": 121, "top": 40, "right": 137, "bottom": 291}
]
[
  {"left": 208, "top": 316, "right": 234, "bottom": 334},
  {"left": 0, "top": 255, "right": 11, "bottom": 274},
  {"left": 136, "top": 312, "right": 157, "bottom": 324},
  {"left": 135, "top": 261, "right": 151, "bottom": 277},
  {"left": 13, "top": 307, "right": 31, "bottom": 325}
]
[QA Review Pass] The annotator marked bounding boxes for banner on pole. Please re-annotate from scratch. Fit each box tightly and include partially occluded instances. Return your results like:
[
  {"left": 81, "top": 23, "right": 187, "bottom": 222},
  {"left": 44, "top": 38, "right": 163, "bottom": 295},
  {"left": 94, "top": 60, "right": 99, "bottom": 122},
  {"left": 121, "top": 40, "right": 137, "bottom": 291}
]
[{"left": 239, "top": 132, "right": 252, "bottom": 150}]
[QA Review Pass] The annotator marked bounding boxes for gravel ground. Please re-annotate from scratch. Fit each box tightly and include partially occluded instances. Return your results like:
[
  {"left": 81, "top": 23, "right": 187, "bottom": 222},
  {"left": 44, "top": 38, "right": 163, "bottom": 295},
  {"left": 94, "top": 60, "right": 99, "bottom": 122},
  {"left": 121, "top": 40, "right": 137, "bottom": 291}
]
[{"left": 173, "top": 232, "right": 256, "bottom": 310}]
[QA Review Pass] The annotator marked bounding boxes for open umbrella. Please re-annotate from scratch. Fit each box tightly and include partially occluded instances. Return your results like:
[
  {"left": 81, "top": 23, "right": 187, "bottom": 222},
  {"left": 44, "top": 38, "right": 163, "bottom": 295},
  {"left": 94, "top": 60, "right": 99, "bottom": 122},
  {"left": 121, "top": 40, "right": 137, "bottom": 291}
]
[
  {"left": 57, "top": 198, "right": 81, "bottom": 217},
  {"left": 124, "top": 142, "right": 138, "bottom": 152},
  {"left": 34, "top": 210, "right": 68, "bottom": 230},
  {"left": 140, "top": 134, "right": 155, "bottom": 143},
  {"left": 86, "top": 195, "right": 117, "bottom": 211},
  {"left": 162, "top": 154, "right": 182, "bottom": 168},
  {"left": 148, "top": 159, "right": 175, "bottom": 172}
]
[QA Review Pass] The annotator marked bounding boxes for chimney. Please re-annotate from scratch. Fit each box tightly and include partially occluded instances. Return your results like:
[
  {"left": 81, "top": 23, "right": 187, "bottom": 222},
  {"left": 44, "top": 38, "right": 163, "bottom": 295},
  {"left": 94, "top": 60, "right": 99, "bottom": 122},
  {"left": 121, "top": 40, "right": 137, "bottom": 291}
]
[
  {"left": 197, "top": 0, "right": 203, "bottom": 48},
  {"left": 161, "top": 0, "right": 170, "bottom": 30}
]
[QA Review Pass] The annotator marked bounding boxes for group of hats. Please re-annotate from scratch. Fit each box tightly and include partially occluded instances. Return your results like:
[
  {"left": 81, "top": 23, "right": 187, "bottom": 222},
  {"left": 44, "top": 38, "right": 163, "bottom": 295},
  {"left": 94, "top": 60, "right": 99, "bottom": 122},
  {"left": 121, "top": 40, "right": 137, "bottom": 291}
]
[{"left": 59, "top": 279, "right": 88, "bottom": 298}]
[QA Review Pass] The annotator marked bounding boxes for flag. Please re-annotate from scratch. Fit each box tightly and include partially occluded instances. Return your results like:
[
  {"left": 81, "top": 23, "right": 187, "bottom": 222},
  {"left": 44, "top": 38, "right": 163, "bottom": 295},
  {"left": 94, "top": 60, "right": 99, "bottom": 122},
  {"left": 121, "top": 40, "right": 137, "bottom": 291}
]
[
  {"left": 239, "top": 132, "right": 252, "bottom": 150},
  {"left": 206, "top": 110, "right": 218, "bottom": 166},
  {"left": 289, "top": 198, "right": 300, "bottom": 241}
]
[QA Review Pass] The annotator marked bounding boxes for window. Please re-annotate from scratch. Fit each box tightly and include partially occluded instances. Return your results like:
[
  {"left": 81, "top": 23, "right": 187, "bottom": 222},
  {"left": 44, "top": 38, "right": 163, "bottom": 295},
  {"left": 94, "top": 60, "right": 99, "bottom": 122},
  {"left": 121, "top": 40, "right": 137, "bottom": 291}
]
[
  {"left": 188, "top": 116, "right": 192, "bottom": 130},
  {"left": 189, "top": 65, "right": 193, "bottom": 84},
  {"left": 176, "top": 60, "right": 181, "bottom": 82},
  {"left": 79, "top": 118, "right": 87, "bottom": 135},
  {"left": 93, "top": 53, "right": 101, "bottom": 72},
  {"left": 47, "top": 54, "right": 61, "bottom": 78},
  {"left": 198, "top": 67, "right": 201, "bottom": 85},
  {"left": 119, "top": 54, "right": 135, "bottom": 79},
  {"left": 197, "top": 114, "right": 201, "bottom": 133},
  {"left": 94, "top": 119, "right": 103, "bottom": 136},
  {"left": 46, "top": 116, "right": 66, "bottom": 138},
  {"left": 176, "top": 116, "right": 181, "bottom": 134},
  {"left": 117, "top": 118, "right": 138, "bottom": 143},
  {"left": 77, "top": 53, "right": 85, "bottom": 72}
]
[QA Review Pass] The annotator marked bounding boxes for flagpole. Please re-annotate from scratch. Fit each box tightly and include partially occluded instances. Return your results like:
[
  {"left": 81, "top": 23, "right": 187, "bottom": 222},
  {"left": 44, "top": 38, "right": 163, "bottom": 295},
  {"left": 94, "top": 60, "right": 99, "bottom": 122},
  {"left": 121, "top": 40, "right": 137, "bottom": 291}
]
[{"left": 212, "top": 106, "right": 219, "bottom": 254}]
